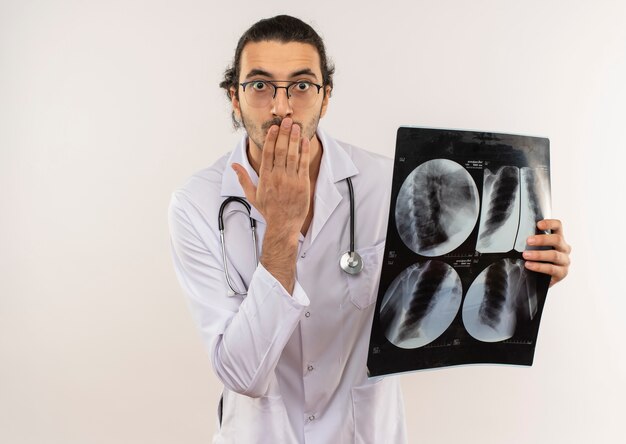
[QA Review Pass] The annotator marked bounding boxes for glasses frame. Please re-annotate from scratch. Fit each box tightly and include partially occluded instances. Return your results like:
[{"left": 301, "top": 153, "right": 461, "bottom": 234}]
[{"left": 239, "top": 80, "right": 324, "bottom": 107}]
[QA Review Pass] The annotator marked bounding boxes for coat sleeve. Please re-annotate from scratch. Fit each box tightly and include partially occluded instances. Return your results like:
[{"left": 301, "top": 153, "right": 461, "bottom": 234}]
[{"left": 168, "top": 191, "right": 310, "bottom": 398}]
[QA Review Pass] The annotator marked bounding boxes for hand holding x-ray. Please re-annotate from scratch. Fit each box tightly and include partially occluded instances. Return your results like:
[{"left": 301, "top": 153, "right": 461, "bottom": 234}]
[{"left": 524, "top": 219, "right": 571, "bottom": 287}]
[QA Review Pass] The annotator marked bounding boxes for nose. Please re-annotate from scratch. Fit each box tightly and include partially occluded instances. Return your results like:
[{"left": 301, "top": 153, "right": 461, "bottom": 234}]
[{"left": 271, "top": 87, "right": 293, "bottom": 118}]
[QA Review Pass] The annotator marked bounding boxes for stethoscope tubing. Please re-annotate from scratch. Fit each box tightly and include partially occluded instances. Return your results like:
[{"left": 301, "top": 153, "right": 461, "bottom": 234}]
[
  {"left": 219, "top": 197, "right": 259, "bottom": 295},
  {"left": 346, "top": 175, "right": 355, "bottom": 254},
  {"left": 219, "top": 177, "right": 361, "bottom": 295},
  {"left": 340, "top": 177, "right": 363, "bottom": 275}
]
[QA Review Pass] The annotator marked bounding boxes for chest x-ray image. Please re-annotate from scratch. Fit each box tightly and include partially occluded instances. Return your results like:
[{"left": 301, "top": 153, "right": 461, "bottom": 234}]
[
  {"left": 380, "top": 260, "right": 462, "bottom": 349},
  {"left": 476, "top": 165, "right": 551, "bottom": 253},
  {"left": 462, "top": 258, "right": 537, "bottom": 342},
  {"left": 395, "top": 159, "right": 480, "bottom": 256},
  {"left": 367, "top": 127, "right": 551, "bottom": 376}
]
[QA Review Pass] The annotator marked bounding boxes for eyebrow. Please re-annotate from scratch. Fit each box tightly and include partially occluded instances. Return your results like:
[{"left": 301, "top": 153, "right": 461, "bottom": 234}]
[
  {"left": 289, "top": 68, "right": 318, "bottom": 80},
  {"left": 244, "top": 68, "right": 273, "bottom": 79},
  {"left": 243, "top": 68, "right": 319, "bottom": 81}
]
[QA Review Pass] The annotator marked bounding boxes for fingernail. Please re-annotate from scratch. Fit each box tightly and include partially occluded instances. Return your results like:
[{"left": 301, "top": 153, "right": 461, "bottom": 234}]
[
  {"left": 282, "top": 119, "right": 292, "bottom": 128},
  {"left": 523, "top": 251, "right": 533, "bottom": 259},
  {"left": 527, "top": 236, "right": 536, "bottom": 245}
]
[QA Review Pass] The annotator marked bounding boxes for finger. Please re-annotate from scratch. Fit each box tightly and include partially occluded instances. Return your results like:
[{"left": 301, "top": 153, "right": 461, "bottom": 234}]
[
  {"left": 523, "top": 249, "right": 571, "bottom": 266},
  {"left": 298, "top": 136, "right": 310, "bottom": 179},
  {"left": 535, "top": 219, "right": 571, "bottom": 253},
  {"left": 524, "top": 260, "right": 568, "bottom": 287},
  {"left": 231, "top": 163, "right": 257, "bottom": 205},
  {"left": 285, "top": 123, "right": 301, "bottom": 175},
  {"left": 260, "top": 125, "right": 278, "bottom": 174},
  {"left": 537, "top": 218, "right": 563, "bottom": 235},
  {"left": 273, "top": 118, "right": 292, "bottom": 169},
  {"left": 527, "top": 233, "right": 571, "bottom": 253}
]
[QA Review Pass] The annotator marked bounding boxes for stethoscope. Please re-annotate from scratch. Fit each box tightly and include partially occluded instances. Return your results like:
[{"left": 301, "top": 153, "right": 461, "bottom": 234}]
[{"left": 218, "top": 177, "right": 363, "bottom": 296}]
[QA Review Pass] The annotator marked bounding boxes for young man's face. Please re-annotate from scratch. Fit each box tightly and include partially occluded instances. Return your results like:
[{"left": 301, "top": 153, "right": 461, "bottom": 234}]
[{"left": 230, "top": 40, "right": 330, "bottom": 152}]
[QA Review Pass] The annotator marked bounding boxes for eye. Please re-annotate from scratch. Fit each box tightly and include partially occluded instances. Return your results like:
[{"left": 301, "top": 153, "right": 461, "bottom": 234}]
[
  {"left": 251, "top": 81, "right": 267, "bottom": 91},
  {"left": 294, "top": 82, "right": 311, "bottom": 92}
]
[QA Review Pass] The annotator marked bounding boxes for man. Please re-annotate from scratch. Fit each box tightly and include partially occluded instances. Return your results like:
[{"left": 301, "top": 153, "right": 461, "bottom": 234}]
[{"left": 168, "top": 15, "right": 571, "bottom": 443}]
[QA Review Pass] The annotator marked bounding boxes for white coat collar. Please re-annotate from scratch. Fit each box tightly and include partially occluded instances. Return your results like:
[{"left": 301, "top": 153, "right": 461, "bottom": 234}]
[{"left": 220, "top": 127, "right": 359, "bottom": 244}]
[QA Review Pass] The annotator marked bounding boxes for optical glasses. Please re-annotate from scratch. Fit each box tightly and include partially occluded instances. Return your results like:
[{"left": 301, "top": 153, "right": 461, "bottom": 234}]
[{"left": 239, "top": 80, "right": 324, "bottom": 109}]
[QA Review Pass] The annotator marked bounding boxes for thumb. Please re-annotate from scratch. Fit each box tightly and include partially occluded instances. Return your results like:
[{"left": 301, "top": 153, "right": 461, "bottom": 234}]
[{"left": 231, "top": 163, "right": 257, "bottom": 204}]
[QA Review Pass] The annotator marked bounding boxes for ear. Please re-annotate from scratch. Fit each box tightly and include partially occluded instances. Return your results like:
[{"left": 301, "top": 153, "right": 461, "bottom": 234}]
[
  {"left": 230, "top": 86, "right": 242, "bottom": 122},
  {"left": 320, "top": 85, "right": 331, "bottom": 118}
]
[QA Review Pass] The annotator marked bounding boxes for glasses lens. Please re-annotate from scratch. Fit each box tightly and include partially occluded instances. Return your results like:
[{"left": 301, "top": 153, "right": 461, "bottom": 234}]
[
  {"left": 287, "top": 82, "right": 319, "bottom": 109},
  {"left": 242, "top": 81, "right": 320, "bottom": 108},
  {"left": 243, "top": 81, "right": 273, "bottom": 108}
]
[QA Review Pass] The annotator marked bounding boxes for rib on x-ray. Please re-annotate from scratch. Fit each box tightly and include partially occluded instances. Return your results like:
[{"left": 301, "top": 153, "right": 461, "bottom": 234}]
[
  {"left": 462, "top": 258, "right": 537, "bottom": 342},
  {"left": 514, "top": 167, "right": 552, "bottom": 252},
  {"left": 395, "top": 159, "right": 479, "bottom": 257},
  {"left": 476, "top": 166, "right": 521, "bottom": 253},
  {"left": 380, "top": 260, "right": 462, "bottom": 349}
]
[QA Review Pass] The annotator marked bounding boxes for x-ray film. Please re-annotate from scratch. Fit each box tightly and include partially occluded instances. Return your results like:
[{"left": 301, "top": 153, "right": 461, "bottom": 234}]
[{"left": 367, "top": 127, "right": 551, "bottom": 376}]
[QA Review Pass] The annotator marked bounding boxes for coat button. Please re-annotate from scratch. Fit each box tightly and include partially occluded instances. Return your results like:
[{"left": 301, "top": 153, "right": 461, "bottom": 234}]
[
  {"left": 305, "top": 311, "right": 311, "bottom": 318},
  {"left": 307, "top": 365, "right": 314, "bottom": 371},
  {"left": 308, "top": 415, "right": 315, "bottom": 421}
]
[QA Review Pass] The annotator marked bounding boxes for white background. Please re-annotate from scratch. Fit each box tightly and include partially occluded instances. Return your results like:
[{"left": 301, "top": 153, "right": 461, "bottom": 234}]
[{"left": 1, "top": 0, "right": 625, "bottom": 442}]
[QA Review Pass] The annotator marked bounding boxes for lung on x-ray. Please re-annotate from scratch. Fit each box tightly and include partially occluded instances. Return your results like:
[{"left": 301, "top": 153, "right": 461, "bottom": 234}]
[
  {"left": 476, "top": 165, "right": 551, "bottom": 253},
  {"left": 367, "top": 127, "right": 551, "bottom": 376}
]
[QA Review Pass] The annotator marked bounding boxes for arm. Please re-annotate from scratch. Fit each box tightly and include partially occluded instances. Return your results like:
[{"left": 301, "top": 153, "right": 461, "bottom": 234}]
[
  {"left": 169, "top": 193, "right": 308, "bottom": 398},
  {"left": 168, "top": 119, "right": 311, "bottom": 398},
  {"left": 523, "top": 219, "right": 572, "bottom": 287},
  {"left": 232, "top": 118, "right": 311, "bottom": 294}
]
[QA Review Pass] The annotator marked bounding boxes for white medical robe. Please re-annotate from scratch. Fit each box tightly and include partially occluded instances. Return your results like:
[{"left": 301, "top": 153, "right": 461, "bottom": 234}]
[{"left": 168, "top": 128, "right": 407, "bottom": 443}]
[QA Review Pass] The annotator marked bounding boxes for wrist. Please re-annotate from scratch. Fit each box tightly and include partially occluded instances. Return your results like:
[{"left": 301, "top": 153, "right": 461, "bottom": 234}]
[
  {"left": 260, "top": 225, "right": 300, "bottom": 295},
  {"left": 264, "top": 223, "right": 301, "bottom": 245}
]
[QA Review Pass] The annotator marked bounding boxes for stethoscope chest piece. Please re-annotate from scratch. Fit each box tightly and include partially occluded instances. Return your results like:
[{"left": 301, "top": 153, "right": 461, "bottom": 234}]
[{"left": 340, "top": 251, "right": 363, "bottom": 275}]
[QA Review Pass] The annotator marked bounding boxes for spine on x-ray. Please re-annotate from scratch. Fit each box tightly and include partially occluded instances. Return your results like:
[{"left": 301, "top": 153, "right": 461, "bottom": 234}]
[
  {"left": 411, "top": 173, "right": 448, "bottom": 252},
  {"left": 395, "top": 261, "right": 448, "bottom": 343},
  {"left": 478, "top": 259, "right": 509, "bottom": 328},
  {"left": 476, "top": 166, "right": 520, "bottom": 253},
  {"left": 476, "top": 259, "right": 531, "bottom": 340},
  {"left": 514, "top": 167, "right": 552, "bottom": 252}
]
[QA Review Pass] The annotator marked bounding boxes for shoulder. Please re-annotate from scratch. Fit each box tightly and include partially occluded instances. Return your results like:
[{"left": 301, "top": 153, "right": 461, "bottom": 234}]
[{"left": 169, "top": 153, "right": 230, "bottom": 223}]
